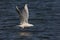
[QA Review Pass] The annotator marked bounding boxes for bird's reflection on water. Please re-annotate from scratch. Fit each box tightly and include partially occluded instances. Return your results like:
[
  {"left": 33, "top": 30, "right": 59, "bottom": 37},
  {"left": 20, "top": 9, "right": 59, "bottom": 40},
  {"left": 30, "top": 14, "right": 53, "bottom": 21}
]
[
  {"left": 18, "top": 32, "right": 32, "bottom": 37},
  {"left": 0, "top": 29, "right": 50, "bottom": 40},
  {"left": 17, "top": 31, "right": 50, "bottom": 40}
]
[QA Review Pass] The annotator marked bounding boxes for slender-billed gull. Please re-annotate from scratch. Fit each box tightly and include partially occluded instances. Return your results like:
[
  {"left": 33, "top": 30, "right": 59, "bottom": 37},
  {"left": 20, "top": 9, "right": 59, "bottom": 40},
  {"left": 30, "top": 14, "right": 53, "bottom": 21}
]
[{"left": 16, "top": 4, "right": 34, "bottom": 28}]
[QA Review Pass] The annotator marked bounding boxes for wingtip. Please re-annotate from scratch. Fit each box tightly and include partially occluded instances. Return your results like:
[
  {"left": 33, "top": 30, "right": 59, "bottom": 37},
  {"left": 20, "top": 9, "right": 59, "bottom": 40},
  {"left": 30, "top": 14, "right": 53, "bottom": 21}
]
[
  {"left": 25, "top": 4, "right": 28, "bottom": 6},
  {"left": 16, "top": 6, "right": 18, "bottom": 9}
]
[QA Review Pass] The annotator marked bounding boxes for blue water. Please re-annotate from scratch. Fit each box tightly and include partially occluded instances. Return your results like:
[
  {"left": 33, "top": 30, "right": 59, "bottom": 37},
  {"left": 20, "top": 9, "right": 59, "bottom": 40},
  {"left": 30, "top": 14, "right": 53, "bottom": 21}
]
[{"left": 0, "top": 0, "right": 60, "bottom": 40}]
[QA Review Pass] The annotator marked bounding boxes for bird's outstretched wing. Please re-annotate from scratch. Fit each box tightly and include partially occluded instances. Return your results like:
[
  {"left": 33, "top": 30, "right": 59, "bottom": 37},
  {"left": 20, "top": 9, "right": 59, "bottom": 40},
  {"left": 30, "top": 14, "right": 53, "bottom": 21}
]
[
  {"left": 16, "top": 4, "right": 29, "bottom": 24},
  {"left": 22, "top": 4, "right": 29, "bottom": 23},
  {"left": 16, "top": 6, "right": 24, "bottom": 24},
  {"left": 16, "top": 6, "right": 22, "bottom": 17}
]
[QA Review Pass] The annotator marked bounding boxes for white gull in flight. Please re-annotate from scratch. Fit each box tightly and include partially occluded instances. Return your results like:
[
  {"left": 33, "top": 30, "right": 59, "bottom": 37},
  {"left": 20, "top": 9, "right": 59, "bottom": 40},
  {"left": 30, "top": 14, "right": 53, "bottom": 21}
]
[{"left": 16, "top": 4, "right": 34, "bottom": 28}]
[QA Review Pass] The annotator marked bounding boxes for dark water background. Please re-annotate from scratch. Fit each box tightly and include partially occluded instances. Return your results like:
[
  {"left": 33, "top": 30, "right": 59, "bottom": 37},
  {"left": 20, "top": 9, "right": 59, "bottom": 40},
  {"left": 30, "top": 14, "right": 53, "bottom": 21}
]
[{"left": 0, "top": 0, "right": 60, "bottom": 40}]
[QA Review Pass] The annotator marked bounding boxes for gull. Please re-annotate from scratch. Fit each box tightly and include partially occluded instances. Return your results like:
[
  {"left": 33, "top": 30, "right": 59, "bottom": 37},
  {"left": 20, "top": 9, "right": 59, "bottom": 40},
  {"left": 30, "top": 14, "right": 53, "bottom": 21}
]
[{"left": 16, "top": 4, "right": 34, "bottom": 28}]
